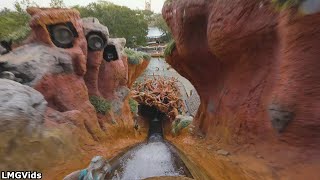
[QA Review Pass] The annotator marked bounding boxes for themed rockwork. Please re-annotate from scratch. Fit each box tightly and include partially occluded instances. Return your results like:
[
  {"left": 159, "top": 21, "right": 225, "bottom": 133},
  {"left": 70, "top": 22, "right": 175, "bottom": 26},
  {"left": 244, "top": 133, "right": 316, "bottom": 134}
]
[
  {"left": 0, "top": 7, "right": 145, "bottom": 173},
  {"left": 163, "top": 0, "right": 320, "bottom": 179},
  {"left": 163, "top": 0, "right": 320, "bottom": 146},
  {"left": 125, "top": 48, "right": 151, "bottom": 88},
  {"left": 81, "top": 17, "right": 134, "bottom": 130}
]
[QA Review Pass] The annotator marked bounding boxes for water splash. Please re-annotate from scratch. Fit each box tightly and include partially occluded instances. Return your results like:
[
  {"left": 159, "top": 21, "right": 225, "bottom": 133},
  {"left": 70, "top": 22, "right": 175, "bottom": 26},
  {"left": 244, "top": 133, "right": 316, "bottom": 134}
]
[{"left": 112, "top": 139, "right": 183, "bottom": 180}]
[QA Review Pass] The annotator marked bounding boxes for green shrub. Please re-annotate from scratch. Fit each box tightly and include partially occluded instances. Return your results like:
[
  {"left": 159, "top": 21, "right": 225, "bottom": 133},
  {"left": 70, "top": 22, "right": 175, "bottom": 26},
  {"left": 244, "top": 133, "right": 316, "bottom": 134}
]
[
  {"left": 164, "top": 0, "right": 174, "bottom": 5},
  {"left": 142, "top": 53, "right": 151, "bottom": 61},
  {"left": 164, "top": 39, "right": 176, "bottom": 57},
  {"left": 129, "top": 98, "right": 138, "bottom": 114},
  {"left": 0, "top": 10, "right": 31, "bottom": 43},
  {"left": 89, "top": 96, "right": 112, "bottom": 115},
  {"left": 124, "top": 48, "right": 151, "bottom": 64},
  {"left": 124, "top": 48, "right": 143, "bottom": 65},
  {"left": 271, "top": 0, "right": 303, "bottom": 10}
]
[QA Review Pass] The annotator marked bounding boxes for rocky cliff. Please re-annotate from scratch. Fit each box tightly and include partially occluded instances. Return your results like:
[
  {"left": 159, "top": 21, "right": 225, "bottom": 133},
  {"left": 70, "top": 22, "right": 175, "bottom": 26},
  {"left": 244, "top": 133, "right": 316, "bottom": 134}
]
[
  {"left": 0, "top": 8, "right": 145, "bottom": 173},
  {"left": 163, "top": 0, "right": 320, "bottom": 146}
]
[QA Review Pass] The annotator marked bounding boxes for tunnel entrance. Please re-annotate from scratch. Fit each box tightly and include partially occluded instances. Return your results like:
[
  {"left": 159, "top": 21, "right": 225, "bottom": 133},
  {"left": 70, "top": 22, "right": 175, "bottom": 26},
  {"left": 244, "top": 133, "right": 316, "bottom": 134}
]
[{"left": 138, "top": 104, "right": 167, "bottom": 138}]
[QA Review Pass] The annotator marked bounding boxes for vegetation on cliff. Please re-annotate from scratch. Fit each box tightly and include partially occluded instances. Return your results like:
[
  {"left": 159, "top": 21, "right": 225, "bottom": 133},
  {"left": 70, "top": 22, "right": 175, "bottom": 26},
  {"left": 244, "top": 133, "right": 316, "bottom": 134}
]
[
  {"left": 164, "top": 40, "right": 176, "bottom": 57},
  {"left": 89, "top": 96, "right": 112, "bottom": 115},
  {"left": 124, "top": 48, "right": 151, "bottom": 65},
  {"left": 272, "top": 0, "right": 303, "bottom": 9},
  {"left": 129, "top": 98, "right": 139, "bottom": 114}
]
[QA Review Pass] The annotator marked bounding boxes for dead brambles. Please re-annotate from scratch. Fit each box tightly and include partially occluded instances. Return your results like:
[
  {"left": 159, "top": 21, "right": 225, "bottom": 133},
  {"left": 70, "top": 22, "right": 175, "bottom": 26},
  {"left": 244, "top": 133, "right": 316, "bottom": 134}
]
[{"left": 132, "top": 76, "right": 185, "bottom": 120}]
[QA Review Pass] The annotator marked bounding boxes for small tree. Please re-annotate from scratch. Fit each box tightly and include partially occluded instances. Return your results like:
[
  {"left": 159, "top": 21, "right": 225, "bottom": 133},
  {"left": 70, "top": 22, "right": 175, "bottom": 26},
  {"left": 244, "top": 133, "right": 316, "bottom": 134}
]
[{"left": 50, "top": 0, "right": 65, "bottom": 8}]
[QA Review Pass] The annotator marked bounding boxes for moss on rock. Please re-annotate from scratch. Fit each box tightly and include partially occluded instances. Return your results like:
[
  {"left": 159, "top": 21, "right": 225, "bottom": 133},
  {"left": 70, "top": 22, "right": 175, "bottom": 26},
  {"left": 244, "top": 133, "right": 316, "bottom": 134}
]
[
  {"left": 164, "top": 40, "right": 176, "bottom": 57},
  {"left": 124, "top": 48, "right": 151, "bottom": 65},
  {"left": 89, "top": 96, "right": 112, "bottom": 115},
  {"left": 272, "top": 0, "right": 303, "bottom": 10},
  {"left": 129, "top": 98, "right": 139, "bottom": 114}
]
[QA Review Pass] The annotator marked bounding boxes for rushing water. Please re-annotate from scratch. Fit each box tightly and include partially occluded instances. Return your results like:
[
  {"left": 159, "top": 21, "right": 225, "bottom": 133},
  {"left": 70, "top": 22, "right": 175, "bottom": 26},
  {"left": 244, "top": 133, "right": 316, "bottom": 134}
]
[{"left": 107, "top": 134, "right": 192, "bottom": 180}]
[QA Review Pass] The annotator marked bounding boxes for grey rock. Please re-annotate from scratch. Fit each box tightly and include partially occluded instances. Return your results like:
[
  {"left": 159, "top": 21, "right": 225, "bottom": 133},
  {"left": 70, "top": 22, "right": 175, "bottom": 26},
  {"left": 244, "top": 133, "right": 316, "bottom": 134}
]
[
  {"left": 0, "top": 44, "right": 7, "bottom": 55},
  {"left": 112, "top": 86, "right": 130, "bottom": 115},
  {"left": 82, "top": 18, "right": 126, "bottom": 61},
  {"left": 217, "top": 149, "right": 230, "bottom": 156},
  {"left": 108, "top": 38, "right": 126, "bottom": 57},
  {"left": 0, "top": 79, "right": 47, "bottom": 136},
  {"left": 0, "top": 43, "right": 73, "bottom": 86},
  {"left": 82, "top": 17, "right": 109, "bottom": 40},
  {"left": 0, "top": 71, "right": 16, "bottom": 80},
  {"left": 268, "top": 104, "right": 295, "bottom": 133}
]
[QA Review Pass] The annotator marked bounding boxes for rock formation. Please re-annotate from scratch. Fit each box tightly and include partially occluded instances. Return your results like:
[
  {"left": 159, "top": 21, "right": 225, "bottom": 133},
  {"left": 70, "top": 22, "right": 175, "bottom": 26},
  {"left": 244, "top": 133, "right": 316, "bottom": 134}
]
[
  {"left": 128, "top": 59, "right": 150, "bottom": 88},
  {"left": 163, "top": 0, "right": 320, "bottom": 146},
  {"left": 0, "top": 79, "right": 77, "bottom": 171},
  {"left": 0, "top": 7, "right": 144, "bottom": 171},
  {"left": 125, "top": 48, "right": 151, "bottom": 88},
  {"left": 81, "top": 17, "right": 136, "bottom": 129},
  {"left": 0, "top": 79, "right": 47, "bottom": 140}
]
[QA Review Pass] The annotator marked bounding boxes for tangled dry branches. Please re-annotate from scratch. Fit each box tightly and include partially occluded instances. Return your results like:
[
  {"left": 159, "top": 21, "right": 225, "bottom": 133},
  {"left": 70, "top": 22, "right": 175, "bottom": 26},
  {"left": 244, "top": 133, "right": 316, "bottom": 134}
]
[{"left": 131, "top": 76, "right": 185, "bottom": 120}]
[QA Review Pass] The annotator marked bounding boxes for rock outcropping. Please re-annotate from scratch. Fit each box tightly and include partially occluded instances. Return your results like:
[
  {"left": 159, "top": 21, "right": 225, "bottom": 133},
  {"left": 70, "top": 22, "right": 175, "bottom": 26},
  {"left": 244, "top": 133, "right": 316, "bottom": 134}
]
[
  {"left": 0, "top": 8, "right": 141, "bottom": 171},
  {"left": 163, "top": 0, "right": 320, "bottom": 146},
  {"left": 0, "top": 79, "right": 47, "bottom": 139},
  {"left": 0, "top": 79, "right": 77, "bottom": 171}
]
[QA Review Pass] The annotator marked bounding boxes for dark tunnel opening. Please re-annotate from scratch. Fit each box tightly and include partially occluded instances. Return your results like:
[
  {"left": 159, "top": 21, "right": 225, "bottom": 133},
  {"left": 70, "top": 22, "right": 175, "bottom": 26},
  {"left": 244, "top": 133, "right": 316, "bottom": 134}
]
[{"left": 138, "top": 104, "right": 167, "bottom": 138}]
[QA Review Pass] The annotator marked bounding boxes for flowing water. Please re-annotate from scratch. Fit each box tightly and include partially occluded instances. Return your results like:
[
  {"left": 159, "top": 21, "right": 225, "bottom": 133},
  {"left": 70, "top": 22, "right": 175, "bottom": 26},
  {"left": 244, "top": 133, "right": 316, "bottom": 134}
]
[{"left": 106, "top": 134, "right": 192, "bottom": 180}]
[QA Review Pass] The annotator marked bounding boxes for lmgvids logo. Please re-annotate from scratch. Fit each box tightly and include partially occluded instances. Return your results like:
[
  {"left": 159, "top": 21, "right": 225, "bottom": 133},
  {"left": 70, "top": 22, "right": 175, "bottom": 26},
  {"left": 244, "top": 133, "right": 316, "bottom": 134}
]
[{"left": 1, "top": 171, "right": 42, "bottom": 179}]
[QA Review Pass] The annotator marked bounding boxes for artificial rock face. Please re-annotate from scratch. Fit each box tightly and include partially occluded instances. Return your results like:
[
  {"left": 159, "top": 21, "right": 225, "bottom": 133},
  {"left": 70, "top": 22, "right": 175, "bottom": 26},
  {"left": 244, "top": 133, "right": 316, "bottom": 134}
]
[
  {"left": 0, "top": 79, "right": 47, "bottom": 139},
  {"left": 82, "top": 17, "right": 128, "bottom": 100},
  {"left": 0, "top": 8, "right": 105, "bottom": 141},
  {"left": 82, "top": 17, "right": 133, "bottom": 129},
  {"left": 0, "top": 79, "right": 78, "bottom": 171},
  {"left": 163, "top": 0, "right": 320, "bottom": 146}
]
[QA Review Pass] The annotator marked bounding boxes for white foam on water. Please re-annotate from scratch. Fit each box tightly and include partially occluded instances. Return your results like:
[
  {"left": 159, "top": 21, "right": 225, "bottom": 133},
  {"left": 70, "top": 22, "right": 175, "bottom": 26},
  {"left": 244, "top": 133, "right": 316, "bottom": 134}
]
[{"left": 113, "top": 141, "right": 181, "bottom": 180}]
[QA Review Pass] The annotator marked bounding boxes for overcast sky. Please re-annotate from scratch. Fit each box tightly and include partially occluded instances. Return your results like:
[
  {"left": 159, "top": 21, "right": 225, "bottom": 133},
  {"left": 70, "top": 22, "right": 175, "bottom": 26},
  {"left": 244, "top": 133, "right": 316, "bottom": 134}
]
[{"left": 1, "top": 0, "right": 165, "bottom": 13}]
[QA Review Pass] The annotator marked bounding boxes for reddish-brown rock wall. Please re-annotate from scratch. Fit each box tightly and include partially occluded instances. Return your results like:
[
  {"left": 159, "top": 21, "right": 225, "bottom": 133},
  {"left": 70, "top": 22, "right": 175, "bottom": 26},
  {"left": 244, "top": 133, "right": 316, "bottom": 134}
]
[
  {"left": 127, "top": 60, "right": 150, "bottom": 88},
  {"left": 163, "top": 0, "right": 320, "bottom": 146},
  {"left": 25, "top": 8, "right": 106, "bottom": 141}
]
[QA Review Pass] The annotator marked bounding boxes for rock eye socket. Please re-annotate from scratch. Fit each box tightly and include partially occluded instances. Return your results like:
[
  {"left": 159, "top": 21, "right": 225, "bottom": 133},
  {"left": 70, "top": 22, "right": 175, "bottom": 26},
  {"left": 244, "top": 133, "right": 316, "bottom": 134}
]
[
  {"left": 103, "top": 45, "right": 119, "bottom": 62},
  {"left": 87, "top": 34, "right": 105, "bottom": 51},
  {"left": 52, "top": 25, "right": 74, "bottom": 45},
  {"left": 47, "top": 22, "right": 78, "bottom": 48}
]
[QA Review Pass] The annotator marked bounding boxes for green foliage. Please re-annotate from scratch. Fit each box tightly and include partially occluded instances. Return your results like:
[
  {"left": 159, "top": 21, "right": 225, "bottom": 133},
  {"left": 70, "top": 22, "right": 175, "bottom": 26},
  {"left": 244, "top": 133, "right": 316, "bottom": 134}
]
[
  {"left": 164, "top": 39, "right": 176, "bottom": 57},
  {"left": 124, "top": 48, "right": 150, "bottom": 64},
  {"left": 14, "top": 0, "right": 39, "bottom": 12},
  {"left": 50, "top": 0, "right": 65, "bottom": 8},
  {"left": 151, "top": 13, "right": 172, "bottom": 42},
  {"left": 74, "top": 1, "right": 148, "bottom": 47},
  {"left": 164, "top": 0, "right": 174, "bottom": 5},
  {"left": 142, "top": 53, "right": 151, "bottom": 61},
  {"left": 272, "top": 0, "right": 303, "bottom": 9},
  {"left": 171, "top": 116, "right": 193, "bottom": 136},
  {"left": 0, "top": 8, "right": 31, "bottom": 43},
  {"left": 0, "top": 0, "right": 65, "bottom": 43},
  {"left": 89, "top": 96, "right": 112, "bottom": 115},
  {"left": 125, "top": 48, "right": 143, "bottom": 64},
  {"left": 129, "top": 98, "right": 138, "bottom": 114}
]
